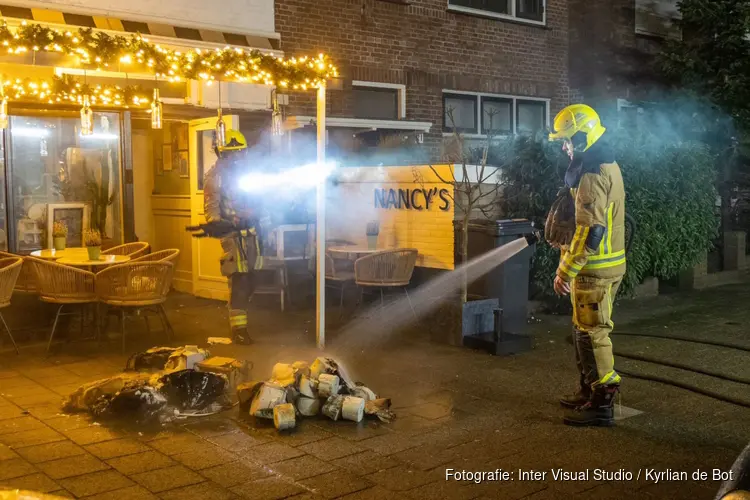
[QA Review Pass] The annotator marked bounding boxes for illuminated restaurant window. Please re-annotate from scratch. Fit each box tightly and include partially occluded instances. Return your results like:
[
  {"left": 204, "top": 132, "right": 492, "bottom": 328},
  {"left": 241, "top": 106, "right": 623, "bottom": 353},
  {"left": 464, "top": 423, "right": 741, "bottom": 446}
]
[{"left": 8, "top": 113, "right": 123, "bottom": 253}]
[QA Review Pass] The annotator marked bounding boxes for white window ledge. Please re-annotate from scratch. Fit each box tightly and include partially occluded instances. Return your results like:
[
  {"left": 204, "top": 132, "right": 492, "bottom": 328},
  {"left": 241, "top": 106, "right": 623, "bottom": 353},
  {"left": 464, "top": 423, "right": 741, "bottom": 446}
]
[
  {"left": 285, "top": 116, "right": 432, "bottom": 132},
  {"left": 442, "top": 132, "right": 512, "bottom": 139},
  {"left": 447, "top": 4, "right": 545, "bottom": 27}
]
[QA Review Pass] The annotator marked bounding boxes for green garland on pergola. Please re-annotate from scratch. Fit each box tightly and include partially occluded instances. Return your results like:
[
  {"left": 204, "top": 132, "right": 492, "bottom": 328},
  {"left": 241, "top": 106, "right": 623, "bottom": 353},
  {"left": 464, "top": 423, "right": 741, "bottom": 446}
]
[{"left": 0, "top": 20, "right": 337, "bottom": 90}]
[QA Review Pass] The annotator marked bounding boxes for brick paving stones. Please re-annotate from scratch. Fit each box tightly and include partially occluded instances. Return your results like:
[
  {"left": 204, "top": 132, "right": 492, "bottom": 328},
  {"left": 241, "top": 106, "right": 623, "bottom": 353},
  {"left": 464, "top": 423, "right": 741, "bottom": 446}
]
[
  {"left": 58, "top": 469, "right": 134, "bottom": 497},
  {"left": 238, "top": 441, "right": 305, "bottom": 464},
  {"left": 299, "top": 470, "right": 374, "bottom": 499},
  {"left": 61, "top": 425, "right": 122, "bottom": 445},
  {"left": 158, "top": 480, "right": 238, "bottom": 500},
  {"left": 130, "top": 464, "right": 205, "bottom": 493},
  {"left": 0, "top": 458, "right": 38, "bottom": 481},
  {"left": 0, "top": 473, "right": 60, "bottom": 493},
  {"left": 106, "top": 450, "right": 176, "bottom": 475},
  {"left": 37, "top": 453, "right": 109, "bottom": 479},
  {"left": 331, "top": 451, "right": 401, "bottom": 476},
  {"left": 85, "top": 438, "right": 150, "bottom": 459},
  {"left": 366, "top": 467, "right": 440, "bottom": 491},
  {"left": 199, "top": 461, "right": 271, "bottom": 488},
  {"left": 0, "top": 289, "right": 748, "bottom": 499},
  {"left": 15, "top": 440, "right": 86, "bottom": 463},
  {"left": 230, "top": 476, "right": 306, "bottom": 500},
  {"left": 172, "top": 446, "right": 238, "bottom": 470},
  {"left": 269, "top": 454, "right": 338, "bottom": 480},
  {"left": 85, "top": 485, "right": 159, "bottom": 500},
  {"left": 298, "top": 436, "right": 366, "bottom": 461}
]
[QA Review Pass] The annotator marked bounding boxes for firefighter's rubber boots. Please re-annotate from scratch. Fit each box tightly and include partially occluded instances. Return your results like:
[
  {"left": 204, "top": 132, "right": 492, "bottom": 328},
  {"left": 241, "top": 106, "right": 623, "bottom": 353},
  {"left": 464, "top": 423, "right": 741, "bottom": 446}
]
[
  {"left": 560, "top": 330, "right": 591, "bottom": 409},
  {"left": 563, "top": 385, "right": 619, "bottom": 427}
]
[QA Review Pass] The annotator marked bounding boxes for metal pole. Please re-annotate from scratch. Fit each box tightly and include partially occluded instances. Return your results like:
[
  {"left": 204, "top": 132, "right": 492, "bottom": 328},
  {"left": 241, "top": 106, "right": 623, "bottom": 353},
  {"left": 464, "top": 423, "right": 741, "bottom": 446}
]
[{"left": 316, "top": 83, "right": 326, "bottom": 349}]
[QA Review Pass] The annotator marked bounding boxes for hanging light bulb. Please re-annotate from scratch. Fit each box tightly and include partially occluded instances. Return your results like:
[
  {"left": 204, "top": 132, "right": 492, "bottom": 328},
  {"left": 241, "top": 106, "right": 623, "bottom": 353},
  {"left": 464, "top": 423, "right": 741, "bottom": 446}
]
[
  {"left": 150, "top": 88, "right": 162, "bottom": 129},
  {"left": 0, "top": 97, "right": 8, "bottom": 130},
  {"left": 271, "top": 90, "right": 283, "bottom": 137},
  {"left": 215, "top": 107, "right": 226, "bottom": 152},
  {"left": 80, "top": 94, "right": 93, "bottom": 136}
]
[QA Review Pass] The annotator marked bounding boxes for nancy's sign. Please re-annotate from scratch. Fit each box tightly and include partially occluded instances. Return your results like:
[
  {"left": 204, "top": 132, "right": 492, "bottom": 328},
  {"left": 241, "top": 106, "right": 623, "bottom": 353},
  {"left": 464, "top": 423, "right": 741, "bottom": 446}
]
[{"left": 374, "top": 188, "right": 451, "bottom": 211}]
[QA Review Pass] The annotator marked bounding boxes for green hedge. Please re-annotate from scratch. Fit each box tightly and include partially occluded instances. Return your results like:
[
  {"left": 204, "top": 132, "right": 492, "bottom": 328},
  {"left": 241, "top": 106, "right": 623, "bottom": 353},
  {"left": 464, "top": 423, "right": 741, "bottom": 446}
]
[{"left": 498, "top": 129, "right": 718, "bottom": 304}]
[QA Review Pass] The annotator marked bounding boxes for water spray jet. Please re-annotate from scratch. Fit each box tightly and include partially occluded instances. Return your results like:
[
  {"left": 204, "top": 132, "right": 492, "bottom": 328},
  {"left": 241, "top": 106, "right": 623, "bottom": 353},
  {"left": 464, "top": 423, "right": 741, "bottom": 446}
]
[{"left": 333, "top": 231, "right": 540, "bottom": 350}]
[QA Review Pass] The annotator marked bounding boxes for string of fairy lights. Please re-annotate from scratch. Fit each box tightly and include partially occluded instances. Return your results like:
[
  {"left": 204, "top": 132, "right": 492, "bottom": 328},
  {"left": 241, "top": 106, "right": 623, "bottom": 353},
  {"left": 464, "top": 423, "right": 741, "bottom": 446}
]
[{"left": 0, "top": 20, "right": 339, "bottom": 134}]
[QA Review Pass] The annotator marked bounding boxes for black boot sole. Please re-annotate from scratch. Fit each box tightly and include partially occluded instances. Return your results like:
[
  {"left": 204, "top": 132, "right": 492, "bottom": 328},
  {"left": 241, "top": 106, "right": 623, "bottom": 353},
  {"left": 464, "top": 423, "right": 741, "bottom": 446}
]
[
  {"left": 559, "top": 399, "right": 587, "bottom": 409},
  {"left": 563, "top": 416, "right": 615, "bottom": 427}
]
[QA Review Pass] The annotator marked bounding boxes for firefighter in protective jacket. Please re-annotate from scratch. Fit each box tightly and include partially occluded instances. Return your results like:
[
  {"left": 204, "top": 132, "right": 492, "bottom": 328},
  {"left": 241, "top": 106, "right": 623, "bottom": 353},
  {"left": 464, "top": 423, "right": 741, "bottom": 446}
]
[
  {"left": 203, "top": 129, "right": 263, "bottom": 345},
  {"left": 547, "top": 104, "right": 626, "bottom": 427}
]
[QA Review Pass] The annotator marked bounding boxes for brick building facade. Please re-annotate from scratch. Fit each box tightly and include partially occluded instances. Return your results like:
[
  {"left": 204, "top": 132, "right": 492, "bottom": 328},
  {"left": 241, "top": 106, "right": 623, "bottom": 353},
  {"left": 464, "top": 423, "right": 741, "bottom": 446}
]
[
  {"left": 276, "top": 0, "right": 572, "bottom": 162},
  {"left": 568, "top": 0, "right": 676, "bottom": 121}
]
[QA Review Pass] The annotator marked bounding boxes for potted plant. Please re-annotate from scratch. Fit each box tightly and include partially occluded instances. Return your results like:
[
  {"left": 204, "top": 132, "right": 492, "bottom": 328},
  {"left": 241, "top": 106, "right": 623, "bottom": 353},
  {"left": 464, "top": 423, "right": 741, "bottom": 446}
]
[
  {"left": 366, "top": 221, "right": 379, "bottom": 250},
  {"left": 84, "top": 228, "right": 102, "bottom": 260},
  {"left": 52, "top": 221, "right": 68, "bottom": 251}
]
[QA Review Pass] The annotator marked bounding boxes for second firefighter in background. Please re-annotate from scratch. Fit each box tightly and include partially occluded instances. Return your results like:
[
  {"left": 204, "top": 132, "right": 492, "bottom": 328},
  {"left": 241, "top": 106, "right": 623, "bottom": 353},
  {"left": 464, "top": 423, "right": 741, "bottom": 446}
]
[
  {"left": 546, "top": 104, "right": 626, "bottom": 427},
  {"left": 203, "top": 129, "right": 264, "bottom": 345}
]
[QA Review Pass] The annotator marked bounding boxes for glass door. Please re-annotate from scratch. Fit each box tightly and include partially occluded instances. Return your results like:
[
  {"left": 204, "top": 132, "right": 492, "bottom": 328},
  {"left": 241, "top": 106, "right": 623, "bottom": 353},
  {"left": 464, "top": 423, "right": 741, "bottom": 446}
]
[{"left": 189, "top": 115, "right": 239, "bottom": 300}]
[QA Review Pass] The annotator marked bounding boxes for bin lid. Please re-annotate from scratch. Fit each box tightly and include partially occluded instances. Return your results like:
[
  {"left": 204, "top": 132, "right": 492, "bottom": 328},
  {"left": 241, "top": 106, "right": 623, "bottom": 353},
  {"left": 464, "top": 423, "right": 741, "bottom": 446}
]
[
  {"left": 493, "top": 218, "right": 534, "bottom": 236},
  {"left": 460, "top": 218, "right": 534, "bottom": 236}
]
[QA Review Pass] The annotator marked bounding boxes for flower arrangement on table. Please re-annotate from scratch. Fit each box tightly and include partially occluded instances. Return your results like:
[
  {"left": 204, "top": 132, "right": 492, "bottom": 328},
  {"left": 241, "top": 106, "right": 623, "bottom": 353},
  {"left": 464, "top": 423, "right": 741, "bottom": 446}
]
[
  {"left": 83, "top": 228, "right": 102, "bottom": 260},
  {"left": 52, "top": 221, "right": 68, "bottom": 251}
]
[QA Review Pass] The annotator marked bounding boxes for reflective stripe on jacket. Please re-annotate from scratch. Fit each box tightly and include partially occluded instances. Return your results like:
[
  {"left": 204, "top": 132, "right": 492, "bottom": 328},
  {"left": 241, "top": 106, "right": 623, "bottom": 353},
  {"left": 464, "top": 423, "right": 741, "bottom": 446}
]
[{"left": 557, "top": 161, "right": 626, "bottom": 281}]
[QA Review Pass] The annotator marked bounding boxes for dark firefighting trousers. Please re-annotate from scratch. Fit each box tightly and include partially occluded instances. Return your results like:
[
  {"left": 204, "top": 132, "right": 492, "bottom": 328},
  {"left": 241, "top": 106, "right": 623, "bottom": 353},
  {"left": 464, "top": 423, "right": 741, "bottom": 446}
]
[
  {"left": 571, "top": 275, "right": 623, "bottom": 387},
  {"left": 228, "top": 272, "right": 256, "bottom": 338}
]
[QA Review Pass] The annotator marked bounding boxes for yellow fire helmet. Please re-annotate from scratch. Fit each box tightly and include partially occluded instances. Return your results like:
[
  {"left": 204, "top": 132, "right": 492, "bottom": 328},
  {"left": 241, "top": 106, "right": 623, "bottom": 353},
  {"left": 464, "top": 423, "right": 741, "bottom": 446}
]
[
  {"left": 549, "top": 104, "right": 606, "bottom": 152},
  {"left": 219, "top": 129, "right": 247, "bottom": 152}
]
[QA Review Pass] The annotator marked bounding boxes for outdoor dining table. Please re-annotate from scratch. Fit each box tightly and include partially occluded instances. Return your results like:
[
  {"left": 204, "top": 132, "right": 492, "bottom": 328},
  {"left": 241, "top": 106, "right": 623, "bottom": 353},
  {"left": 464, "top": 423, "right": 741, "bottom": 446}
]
[
  {"left": 56, "top": 254, "right": 130, "bottom": 271},
  {"left": 30, "top": 247, "right": 89, "bottom": 260},
  {"left": 327, "top": 245, "right": 382, "bottom": 259}
]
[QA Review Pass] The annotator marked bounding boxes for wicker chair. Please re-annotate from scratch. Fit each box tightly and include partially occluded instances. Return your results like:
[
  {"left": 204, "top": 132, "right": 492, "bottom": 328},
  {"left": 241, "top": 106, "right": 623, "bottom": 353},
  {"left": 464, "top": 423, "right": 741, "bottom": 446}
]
[
  {"left": 103, "top": 242, "right": 150, "bottom": 259},
  {"left": 354, "top": 248, "right": 418, "bottom": 318},
  {"left": 0, "top": 257, "right": 23, "bottom": 353},
  {"left": 131, "top": 249, "right": 180, "bottom": 264},
  {"left": 0, "top": 252, "right": 37, "bottom": 294},
  {"left": 325, "top": 253, "right": 355, "bottom": 318},
  {"left": 96, "top": 262, "right": 174, "bottom": 353},
  {"left": 29, "top": 259, "right": 97, "bottom": 353}
]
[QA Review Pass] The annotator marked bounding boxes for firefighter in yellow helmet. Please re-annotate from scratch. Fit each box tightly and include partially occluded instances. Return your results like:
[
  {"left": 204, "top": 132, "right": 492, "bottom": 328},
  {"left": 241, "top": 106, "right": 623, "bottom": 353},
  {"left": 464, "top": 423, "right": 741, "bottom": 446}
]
[
  {"left": 547, "top": 104, "right": 626, "bottom": 426},
  {"left": 203, "top": 129, "right": 264, "bottom": 344}
]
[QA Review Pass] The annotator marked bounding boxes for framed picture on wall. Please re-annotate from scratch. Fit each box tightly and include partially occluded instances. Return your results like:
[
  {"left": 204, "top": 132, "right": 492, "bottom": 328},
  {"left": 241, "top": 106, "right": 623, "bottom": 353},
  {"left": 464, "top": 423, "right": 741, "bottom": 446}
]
[
  {"left": 175, "top": 123, "right": 188, "bottom": 151},
  {"left": 46, "top": 203, "right": 90, "bottom": 248},
  {"left": 162, "top": 144, "right": 172, "bottom": 171},
  {"left": 178, "top": 151, "right": 189, "bottom": 178}
]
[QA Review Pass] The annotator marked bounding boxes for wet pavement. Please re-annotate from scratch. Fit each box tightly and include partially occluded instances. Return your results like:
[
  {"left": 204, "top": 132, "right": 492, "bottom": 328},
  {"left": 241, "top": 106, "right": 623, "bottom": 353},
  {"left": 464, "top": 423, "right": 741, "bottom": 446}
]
[{"left": 0, "top": 282, "right": 749, "bottom": 499}]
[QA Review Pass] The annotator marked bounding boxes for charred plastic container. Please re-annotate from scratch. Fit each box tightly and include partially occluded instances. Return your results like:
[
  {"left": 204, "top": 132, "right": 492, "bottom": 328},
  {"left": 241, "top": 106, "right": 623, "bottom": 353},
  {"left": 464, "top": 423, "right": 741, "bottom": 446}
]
[{"left": 457, "top": 219, "right": 535, "bottom": 355}]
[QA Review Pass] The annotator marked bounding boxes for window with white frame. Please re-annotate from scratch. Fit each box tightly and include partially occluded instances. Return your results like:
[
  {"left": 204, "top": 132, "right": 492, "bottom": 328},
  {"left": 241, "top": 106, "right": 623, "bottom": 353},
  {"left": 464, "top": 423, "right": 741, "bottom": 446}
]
[
  {"left": 352, "top": 81, "right": 405, "bottom": 121},
  {"left": 447, "top": 0, "right": 545, "bottom": 24},
  {"left": 443, "top": 91, "right": 549, "bottom": 135},
  {"left": 617, "top": 98, "right": 643, "bottom": 130}
]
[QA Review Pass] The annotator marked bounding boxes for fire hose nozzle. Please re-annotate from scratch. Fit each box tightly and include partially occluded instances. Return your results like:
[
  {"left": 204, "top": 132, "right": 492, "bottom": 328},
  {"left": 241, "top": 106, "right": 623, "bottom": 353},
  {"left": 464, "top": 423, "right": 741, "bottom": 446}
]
[{"left": 524, "top": 231, "right": 541, "bottom": 246}]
